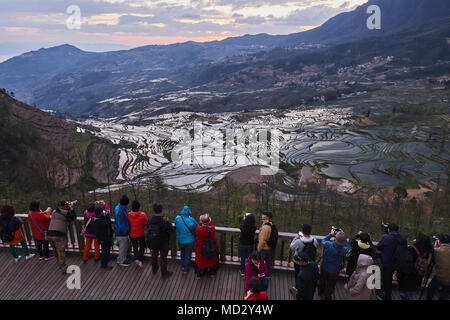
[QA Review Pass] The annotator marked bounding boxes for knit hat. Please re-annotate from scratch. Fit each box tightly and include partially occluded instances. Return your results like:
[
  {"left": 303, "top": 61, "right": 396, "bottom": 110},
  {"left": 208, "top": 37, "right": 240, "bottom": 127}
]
[{"left": 335, "top": 231, "right": 346, "bottom": 246}]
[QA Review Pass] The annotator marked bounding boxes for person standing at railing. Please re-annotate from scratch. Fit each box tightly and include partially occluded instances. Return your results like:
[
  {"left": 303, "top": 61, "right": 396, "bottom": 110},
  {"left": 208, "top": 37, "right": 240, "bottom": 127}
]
[
  {"left": 1, "top": 204, "right": 35, "bottom": 263},
  {"left": 28, "top": 200, "right": 54, "bottom": 261},
  {"left": 128, "top": 200, "right": 148, "bottom": 268},
  {"left": 174, "top": 206, "right": 197, "bottom": 275},
  {"left": 375, "top": 223, "right": 407, "bottom": 300},
  {"left": 82, "top": 202, "right": 101, "bottom": 263},
  {"left": 317, "top": 227, "right": 348, "bottom": 300},
  {"left": 426, "top": 234, "right": 450, "bottom": 300},
  {"left": 345, "top": 231, "right": 377, "bottom": 283},
  {"left": 195, "top": 213, "right": 219, "bottom": 278},
  {"left": 290, "top": 224, "right": 318, "bottom": 277},
  {"left": 239, "top": 213, "right": 257, "bottom": 276},
  {"left": 148, "top": 204, "right": 174, "bottom": 278},
  {"left": 257, "top": 211, "right": 277, "bottom": 278},
  {"left": 94, "top": 204, "right": 114, "bottom": 271},
  {"left": 47, "top": 201, "right": 76, "bottom": 274},
  {"left": 115, "top": 195, "right": 131, "bottom": 267}
]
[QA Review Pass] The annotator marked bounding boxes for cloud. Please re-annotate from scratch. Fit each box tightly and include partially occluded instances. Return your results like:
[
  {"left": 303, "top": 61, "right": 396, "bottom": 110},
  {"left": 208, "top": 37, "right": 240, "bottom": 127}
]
[{"left": 0, "top": 0, "right": 368, "bottom": 56}]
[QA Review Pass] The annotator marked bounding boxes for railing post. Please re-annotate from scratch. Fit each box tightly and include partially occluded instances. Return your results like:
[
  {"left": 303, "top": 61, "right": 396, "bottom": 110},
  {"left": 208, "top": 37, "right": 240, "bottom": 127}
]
[
  {"left": 170, "top": 230, "right": 177, "bottom": 260},
  {"left": 220, "top": 232, "right": 226, "bottom": 263},
  {"left": 279, "top": 240, "right": 285, "bottom": 266},
  {"left": 23, "top": 218, "right": 33, "bottom": 246},
  {"left": 230, "top": 234, "right": 234, "bottom": 260},
  {"left": 74, "top": 220, "right": 84, "bottom": 250}
]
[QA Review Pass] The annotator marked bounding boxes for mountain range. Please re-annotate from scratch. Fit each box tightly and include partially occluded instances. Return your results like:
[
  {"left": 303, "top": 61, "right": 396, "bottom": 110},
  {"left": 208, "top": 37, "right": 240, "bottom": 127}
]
[{"left": 0, "top": 0, "right": 449, "bottom": 117}]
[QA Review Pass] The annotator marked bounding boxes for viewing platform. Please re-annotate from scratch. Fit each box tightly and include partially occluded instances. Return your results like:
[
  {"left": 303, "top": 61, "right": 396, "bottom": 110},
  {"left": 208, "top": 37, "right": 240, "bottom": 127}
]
[{"left": 0, "top": 214, "right": 408, "bottom": 300}]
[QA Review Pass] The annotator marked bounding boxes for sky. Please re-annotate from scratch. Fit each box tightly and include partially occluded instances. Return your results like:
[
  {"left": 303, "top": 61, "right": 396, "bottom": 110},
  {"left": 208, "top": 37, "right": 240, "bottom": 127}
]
[{"left": 0, "top": 0, "right": 368, "bottom": 62}]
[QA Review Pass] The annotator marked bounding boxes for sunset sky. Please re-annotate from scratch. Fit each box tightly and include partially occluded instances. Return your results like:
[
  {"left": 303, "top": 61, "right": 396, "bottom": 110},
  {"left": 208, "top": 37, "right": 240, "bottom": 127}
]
[{"left": 0, "top": 0, "right": 368, "bottom": 61}]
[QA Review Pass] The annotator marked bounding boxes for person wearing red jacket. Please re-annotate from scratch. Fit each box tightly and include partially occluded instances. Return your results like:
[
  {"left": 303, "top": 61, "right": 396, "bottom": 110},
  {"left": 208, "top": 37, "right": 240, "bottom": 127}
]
[
  {"left": 28, "top": 200, "right": 54, "bottom": 261},
  {"left": 127, "top": 200, "right": 148, "bottom": 268},
  {"left": 195, "top": 213, "right": 219, "bottom": 278},
  {"left": 244, "top": 277, "right": 269, "bottom": 300}
]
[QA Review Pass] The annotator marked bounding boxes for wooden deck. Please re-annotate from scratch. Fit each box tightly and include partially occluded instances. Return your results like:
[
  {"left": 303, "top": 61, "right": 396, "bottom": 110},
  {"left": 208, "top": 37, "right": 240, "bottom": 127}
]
[{"left": 0, "top": 249, "right": 408, "bottom": 300}]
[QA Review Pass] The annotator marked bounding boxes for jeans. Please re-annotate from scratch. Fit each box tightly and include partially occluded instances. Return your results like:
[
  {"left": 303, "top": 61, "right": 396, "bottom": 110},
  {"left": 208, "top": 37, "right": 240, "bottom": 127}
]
[
  {"left": 426, "top": 277, "right": 450, "bottom": 300},
  {"left": 100, "top": 240, "right": 111, "bottom": 268},
  {"left": 179, "top": 242, "right": 194, "bottom": 272},
  {"left": 240, "top": 244, "right": 253, "bottom": 273},
  {"left": 130, "top": 237, "right": 146, "bottom": 262},
  {"left": 151, "top": 242, "right": 169, "bottom": 275},
  {"left": 260, "top": 277, "right": 269, "bottom": 291},
  {"left": 36, "top": 239, "right": 50, "bottom": 258},
  {"left": 9, "top": 240, "right": 29, "bottom": 258},
  {"left": 401, "top": 291, "right": 415, "bottom": 299},
  {"left": 116, "top": 236, "right": 130, "bottom": 264}
]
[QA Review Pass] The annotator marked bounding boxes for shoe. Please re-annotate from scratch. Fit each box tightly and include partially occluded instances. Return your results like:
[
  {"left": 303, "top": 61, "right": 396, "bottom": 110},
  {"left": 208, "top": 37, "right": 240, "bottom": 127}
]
[
  {"left": 162, "top": 271, "right": 173, "bottom": 279},
  {"left": 39, "top": 255, "right": 44, "bottom": 260},
  {"left": 290, "top": 287, "right": 298, "bottom": 300},
  {"left": 94, "top": 259, "right": 100, "bottom": 263},
  {"left": 118, "top": 260, "right": 131, "bottom": 267},
  {"left": 152, "top": 267, "right": 159, "bottom": 274},
  {"left": 136, "top": 260, "right": 143, "bottom": 268},
  {"left": 14, "top": 256, "right": 22, "bottom": 263},
  {"left": 240, "top": 271, "right": 245, "bottom": 276},
  {"left": 83, "top": 259, "right": 88, "bottom": 264},
  {"left": 25, "top": 254, "right": 35, "bottom": 260},
  {"left": 266, "top": 274, "right": 272, "bottom": 279},
  {"left": 45, "top": 254, "right": 55, "bottom": 261},
  {"left": 183, "top": 271, "right": 188, "bottom": 275},
  {"left": 101, "top": 266, "right": 113, "bottom": 271}
]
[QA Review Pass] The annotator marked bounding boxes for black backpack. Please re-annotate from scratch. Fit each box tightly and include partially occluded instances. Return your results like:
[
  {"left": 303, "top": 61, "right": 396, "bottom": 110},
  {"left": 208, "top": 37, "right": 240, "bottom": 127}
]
[
  {"left": 265, "top": 222, "right": 279, "bottom": 249},
  {"left": 393, "top": 245, "right": 415, "bottom": 273},
  {"left": 146, "top": 222, "right": 162, "bottom": 250},
  {"left": 0, "top": 220, "right": 15, "bottom": 243},
  {"left": 202, "top": 228, "right": 218, "bottom": 259},
  {"left": 302, "top": 241, "right": 317, "bottom": 262}
]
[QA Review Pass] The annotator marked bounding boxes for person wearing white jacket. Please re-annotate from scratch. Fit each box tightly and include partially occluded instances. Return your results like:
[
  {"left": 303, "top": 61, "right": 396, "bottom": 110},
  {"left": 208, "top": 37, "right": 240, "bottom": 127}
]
[{"left": 345, "top": 254, "right": 376, "bottom": 300}]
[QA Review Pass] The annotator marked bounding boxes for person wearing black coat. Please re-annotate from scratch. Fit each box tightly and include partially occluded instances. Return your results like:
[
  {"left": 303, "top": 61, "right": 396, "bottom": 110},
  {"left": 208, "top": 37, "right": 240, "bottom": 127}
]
[
  {"left": 94, "top": 205, "right": 114, "bottom": 270},
  {"left": 397, "top": 233, "right": 434, "bottom": 300},
  {"left": 239, "top": 213, "right": 257, "bottom": 276},
  {"left": 345, "top": 232, "right": 377, "bottom": 282}
]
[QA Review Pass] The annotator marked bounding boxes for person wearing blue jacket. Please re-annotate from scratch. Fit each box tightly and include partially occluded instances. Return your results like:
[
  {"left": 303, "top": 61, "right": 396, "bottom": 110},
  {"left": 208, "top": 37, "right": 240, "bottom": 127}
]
[
  {"left": 115, "top": 195, "right": 131, "bottom": 267},
  {"left": 174, "top": 206, "right": 197, "bottom": 274},
  {"left": 318, "top": 227, "right": 349, "bottom": 300}
]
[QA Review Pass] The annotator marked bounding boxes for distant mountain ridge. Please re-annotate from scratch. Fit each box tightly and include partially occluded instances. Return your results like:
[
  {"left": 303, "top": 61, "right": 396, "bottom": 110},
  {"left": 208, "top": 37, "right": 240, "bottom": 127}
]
[{"left": 0, "top": 0, "right": 449, "bottom": 116}]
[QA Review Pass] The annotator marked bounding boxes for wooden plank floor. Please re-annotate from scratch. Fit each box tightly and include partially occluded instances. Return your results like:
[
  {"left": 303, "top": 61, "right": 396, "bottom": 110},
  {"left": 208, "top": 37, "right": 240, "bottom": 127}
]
[{"left": 0, "top": 249, "right": 406, "bottom": 300}]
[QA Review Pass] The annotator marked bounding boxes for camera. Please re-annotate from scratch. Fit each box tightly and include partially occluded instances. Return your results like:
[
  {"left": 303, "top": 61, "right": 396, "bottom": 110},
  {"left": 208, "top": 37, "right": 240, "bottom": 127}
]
[
  {"left": 381, "top": 222, "right": 389, "bottom": 233},
  {"left": 68, "top": 200, "right": 78, "bottom": 206},
  {"left": 332, "top": 226, "right": 341, "bottom": 235},
  {"left": 433, "top": 235, "right": 439, "bottom": 241}
]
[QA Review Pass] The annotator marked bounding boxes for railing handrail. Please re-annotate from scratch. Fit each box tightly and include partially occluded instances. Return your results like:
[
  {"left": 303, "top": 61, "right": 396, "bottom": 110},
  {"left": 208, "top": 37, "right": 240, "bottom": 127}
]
[{"left": 15, "top": 214, "right": 324, "bottom": 240}]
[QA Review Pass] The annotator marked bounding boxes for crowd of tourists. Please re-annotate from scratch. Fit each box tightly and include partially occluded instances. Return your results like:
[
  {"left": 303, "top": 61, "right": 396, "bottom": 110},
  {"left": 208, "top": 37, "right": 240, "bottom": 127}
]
[{"left": 0, "top": 196, "right": 448, "bottom": 301}]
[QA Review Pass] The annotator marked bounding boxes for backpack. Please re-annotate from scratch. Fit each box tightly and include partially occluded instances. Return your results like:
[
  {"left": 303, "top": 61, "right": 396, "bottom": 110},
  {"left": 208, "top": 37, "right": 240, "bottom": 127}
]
[
  {"left": 411, "top": 245, "right": 428, "bottom": 276},
  {"left": 392, "top": 245, "right": 415, "bottom": 273},
  {"left": 0, "top": 220, "right": 15, "bottom": 243},
  {"left": 146, "top": 222, "right": 162, "bottom": 250},
  {"left": 264, "top": 222, "right": 279, "bottom": 249},
  {"left": 302, "top": 241, "right": 317, "bottom": 262},
  {"left": 202, "top": 228, "right": 218, "bottom": 259}
]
